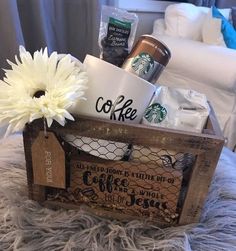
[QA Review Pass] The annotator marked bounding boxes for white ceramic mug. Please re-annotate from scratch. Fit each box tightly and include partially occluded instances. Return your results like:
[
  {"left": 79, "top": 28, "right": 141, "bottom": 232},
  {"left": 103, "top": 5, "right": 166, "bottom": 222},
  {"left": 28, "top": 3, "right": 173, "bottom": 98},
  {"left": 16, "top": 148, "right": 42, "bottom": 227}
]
[{"left": 76, "top": 54, "right": 156, "bottom": 123}]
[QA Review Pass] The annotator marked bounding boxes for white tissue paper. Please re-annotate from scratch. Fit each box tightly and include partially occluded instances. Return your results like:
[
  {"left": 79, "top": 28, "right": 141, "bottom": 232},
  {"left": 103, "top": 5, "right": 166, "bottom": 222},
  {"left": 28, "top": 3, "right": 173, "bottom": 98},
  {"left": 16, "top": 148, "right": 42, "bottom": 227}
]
[{"left": 142, "top": 86, "right": 210, "bottom": 133}]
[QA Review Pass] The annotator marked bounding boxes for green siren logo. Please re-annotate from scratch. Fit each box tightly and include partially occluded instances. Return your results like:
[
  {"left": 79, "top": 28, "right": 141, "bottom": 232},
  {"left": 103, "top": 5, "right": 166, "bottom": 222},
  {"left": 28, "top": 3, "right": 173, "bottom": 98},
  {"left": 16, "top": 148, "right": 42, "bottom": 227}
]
[
  {"left": 144, "top": 103, "right": 167, "bottom": 123},
  {"left": 131, "top": 52, "right": 154, "bottom": 77}
]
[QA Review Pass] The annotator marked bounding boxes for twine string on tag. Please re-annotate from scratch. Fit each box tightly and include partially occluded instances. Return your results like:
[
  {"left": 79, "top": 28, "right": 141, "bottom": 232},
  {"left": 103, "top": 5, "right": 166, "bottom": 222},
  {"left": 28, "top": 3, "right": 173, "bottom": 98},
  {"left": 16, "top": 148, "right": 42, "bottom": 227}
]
[{"left": 44, "top": 118, "right": 48, "bottom": 139}]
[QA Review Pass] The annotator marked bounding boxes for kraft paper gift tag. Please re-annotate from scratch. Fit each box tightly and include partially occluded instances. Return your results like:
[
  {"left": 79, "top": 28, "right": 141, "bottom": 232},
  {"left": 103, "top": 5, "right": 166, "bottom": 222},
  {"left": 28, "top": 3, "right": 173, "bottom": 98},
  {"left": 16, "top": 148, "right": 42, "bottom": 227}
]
[{"left": 31, "top": 131, "right": 66, "bottom": 188}]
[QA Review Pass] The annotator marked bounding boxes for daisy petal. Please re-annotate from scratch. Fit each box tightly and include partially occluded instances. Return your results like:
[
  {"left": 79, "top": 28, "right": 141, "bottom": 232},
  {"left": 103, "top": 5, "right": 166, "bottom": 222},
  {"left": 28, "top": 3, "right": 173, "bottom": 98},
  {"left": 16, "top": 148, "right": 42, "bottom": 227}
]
[{"left": 0, "top": 46, "right": 88, "bottom": 136}]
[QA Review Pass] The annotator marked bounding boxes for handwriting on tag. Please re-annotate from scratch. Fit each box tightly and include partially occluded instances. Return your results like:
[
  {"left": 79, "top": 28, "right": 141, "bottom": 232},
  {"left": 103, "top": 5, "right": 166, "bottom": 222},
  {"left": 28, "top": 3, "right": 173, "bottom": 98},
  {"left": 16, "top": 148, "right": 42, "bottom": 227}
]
[{"left": 31, "top": 131, "right": 65, "bottom": 188}]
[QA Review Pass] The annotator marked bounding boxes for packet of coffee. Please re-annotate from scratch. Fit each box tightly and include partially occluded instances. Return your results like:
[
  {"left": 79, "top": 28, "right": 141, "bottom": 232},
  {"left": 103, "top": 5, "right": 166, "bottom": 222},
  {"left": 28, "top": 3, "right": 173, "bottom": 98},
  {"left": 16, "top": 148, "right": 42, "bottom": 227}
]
[
  {"left": 98, "top": 5, "right": 138, "bottom": 67},
  {"left": 142, "top": 86, "right": 210, "bottom": 134}
]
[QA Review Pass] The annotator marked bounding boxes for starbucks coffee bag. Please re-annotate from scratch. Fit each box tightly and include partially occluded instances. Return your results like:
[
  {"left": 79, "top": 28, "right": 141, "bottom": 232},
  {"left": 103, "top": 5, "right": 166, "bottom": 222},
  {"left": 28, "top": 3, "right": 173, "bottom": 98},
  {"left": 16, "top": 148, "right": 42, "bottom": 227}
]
[{"left": 142, "top": 86, "right": 210, "bottom": 133}]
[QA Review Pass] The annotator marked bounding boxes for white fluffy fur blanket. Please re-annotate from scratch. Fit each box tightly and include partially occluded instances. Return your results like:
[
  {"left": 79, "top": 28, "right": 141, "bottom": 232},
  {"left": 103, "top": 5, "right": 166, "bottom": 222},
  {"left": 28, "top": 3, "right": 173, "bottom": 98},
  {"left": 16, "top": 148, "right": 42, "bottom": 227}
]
[{"left": 1, "top": 134, "right": 236, "bottom": 251}]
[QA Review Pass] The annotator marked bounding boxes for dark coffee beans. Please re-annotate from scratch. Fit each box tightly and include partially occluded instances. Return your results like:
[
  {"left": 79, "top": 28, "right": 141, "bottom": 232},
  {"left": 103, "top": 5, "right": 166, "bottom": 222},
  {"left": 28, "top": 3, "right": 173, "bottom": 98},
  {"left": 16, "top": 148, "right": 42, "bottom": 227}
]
[{"left": 101, "top": 38, "right": 128, "bottom": 66}]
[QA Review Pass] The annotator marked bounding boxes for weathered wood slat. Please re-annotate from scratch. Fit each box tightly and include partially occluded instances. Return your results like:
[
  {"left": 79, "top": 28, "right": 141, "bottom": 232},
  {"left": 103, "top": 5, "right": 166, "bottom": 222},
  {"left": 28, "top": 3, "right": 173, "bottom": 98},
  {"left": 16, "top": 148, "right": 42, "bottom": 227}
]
[{"left": 27, "top": 115, "right": 223, "bottom": 153}]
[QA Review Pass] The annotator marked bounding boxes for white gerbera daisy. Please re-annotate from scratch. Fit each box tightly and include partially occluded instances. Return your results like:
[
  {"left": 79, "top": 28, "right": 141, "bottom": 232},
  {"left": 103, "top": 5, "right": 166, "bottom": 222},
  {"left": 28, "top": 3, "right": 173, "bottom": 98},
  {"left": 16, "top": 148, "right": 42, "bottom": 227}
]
[{"left": 0, "top": 46, "right": 88, "bottom": 136}]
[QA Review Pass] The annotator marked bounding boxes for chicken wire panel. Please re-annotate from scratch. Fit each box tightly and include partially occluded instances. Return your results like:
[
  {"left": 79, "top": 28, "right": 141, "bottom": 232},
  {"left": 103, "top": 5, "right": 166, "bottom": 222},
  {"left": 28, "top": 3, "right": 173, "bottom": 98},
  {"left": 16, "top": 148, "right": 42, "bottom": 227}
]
[
  {"left": 62, "top": 134, "right": 129, "bottom": 161},
  {"left": 47, "top": 135, "right": 196, "bottom": 224}
]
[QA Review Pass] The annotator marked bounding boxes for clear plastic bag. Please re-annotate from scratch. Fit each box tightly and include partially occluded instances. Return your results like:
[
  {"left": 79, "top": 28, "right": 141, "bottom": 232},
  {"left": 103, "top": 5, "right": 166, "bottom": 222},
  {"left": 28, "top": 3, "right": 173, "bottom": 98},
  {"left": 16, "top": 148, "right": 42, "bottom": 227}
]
[{"left": 98, "top": 5, "right": 139, "bottom": 67}]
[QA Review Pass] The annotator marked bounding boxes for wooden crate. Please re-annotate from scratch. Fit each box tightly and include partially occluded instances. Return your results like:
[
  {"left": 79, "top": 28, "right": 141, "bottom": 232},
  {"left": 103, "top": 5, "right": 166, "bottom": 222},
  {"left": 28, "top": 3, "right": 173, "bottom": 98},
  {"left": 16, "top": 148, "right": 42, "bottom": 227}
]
[{"left": 23, "top": 107, "right": 224, "bottom": 227}]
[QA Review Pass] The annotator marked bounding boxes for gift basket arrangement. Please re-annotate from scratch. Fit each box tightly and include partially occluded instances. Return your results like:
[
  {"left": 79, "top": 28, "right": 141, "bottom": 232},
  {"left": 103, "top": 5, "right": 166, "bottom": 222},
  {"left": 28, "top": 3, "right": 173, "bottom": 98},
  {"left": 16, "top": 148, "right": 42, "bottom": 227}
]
[{"left": 0, "top": 6, "right": 224, "bottom": 227}]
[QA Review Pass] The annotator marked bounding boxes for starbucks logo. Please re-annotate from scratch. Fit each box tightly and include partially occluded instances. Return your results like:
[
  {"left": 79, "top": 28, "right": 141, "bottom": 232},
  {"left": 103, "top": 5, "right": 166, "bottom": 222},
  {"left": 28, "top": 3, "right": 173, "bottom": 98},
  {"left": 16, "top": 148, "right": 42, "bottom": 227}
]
[
  {"left": 131, "top": 52, "right": 154, "bottom": 77},
  {"left": 144, "top": 103, "right": 167, "bottom": 123}
]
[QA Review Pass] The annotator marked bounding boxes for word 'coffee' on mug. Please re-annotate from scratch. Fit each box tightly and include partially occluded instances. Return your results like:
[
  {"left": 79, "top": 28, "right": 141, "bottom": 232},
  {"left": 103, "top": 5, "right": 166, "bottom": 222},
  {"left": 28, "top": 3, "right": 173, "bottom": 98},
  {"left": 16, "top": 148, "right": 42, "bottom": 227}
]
[{"left": 95, "top": 95, "right": 137, "bottom": 122}]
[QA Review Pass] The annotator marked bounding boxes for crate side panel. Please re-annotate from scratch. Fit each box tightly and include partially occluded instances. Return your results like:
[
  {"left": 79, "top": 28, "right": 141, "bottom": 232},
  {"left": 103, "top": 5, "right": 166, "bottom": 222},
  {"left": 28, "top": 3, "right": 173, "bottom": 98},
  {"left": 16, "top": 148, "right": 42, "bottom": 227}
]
[{"left": 178, "top": 139, "right": 224, "bottom": 225}]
